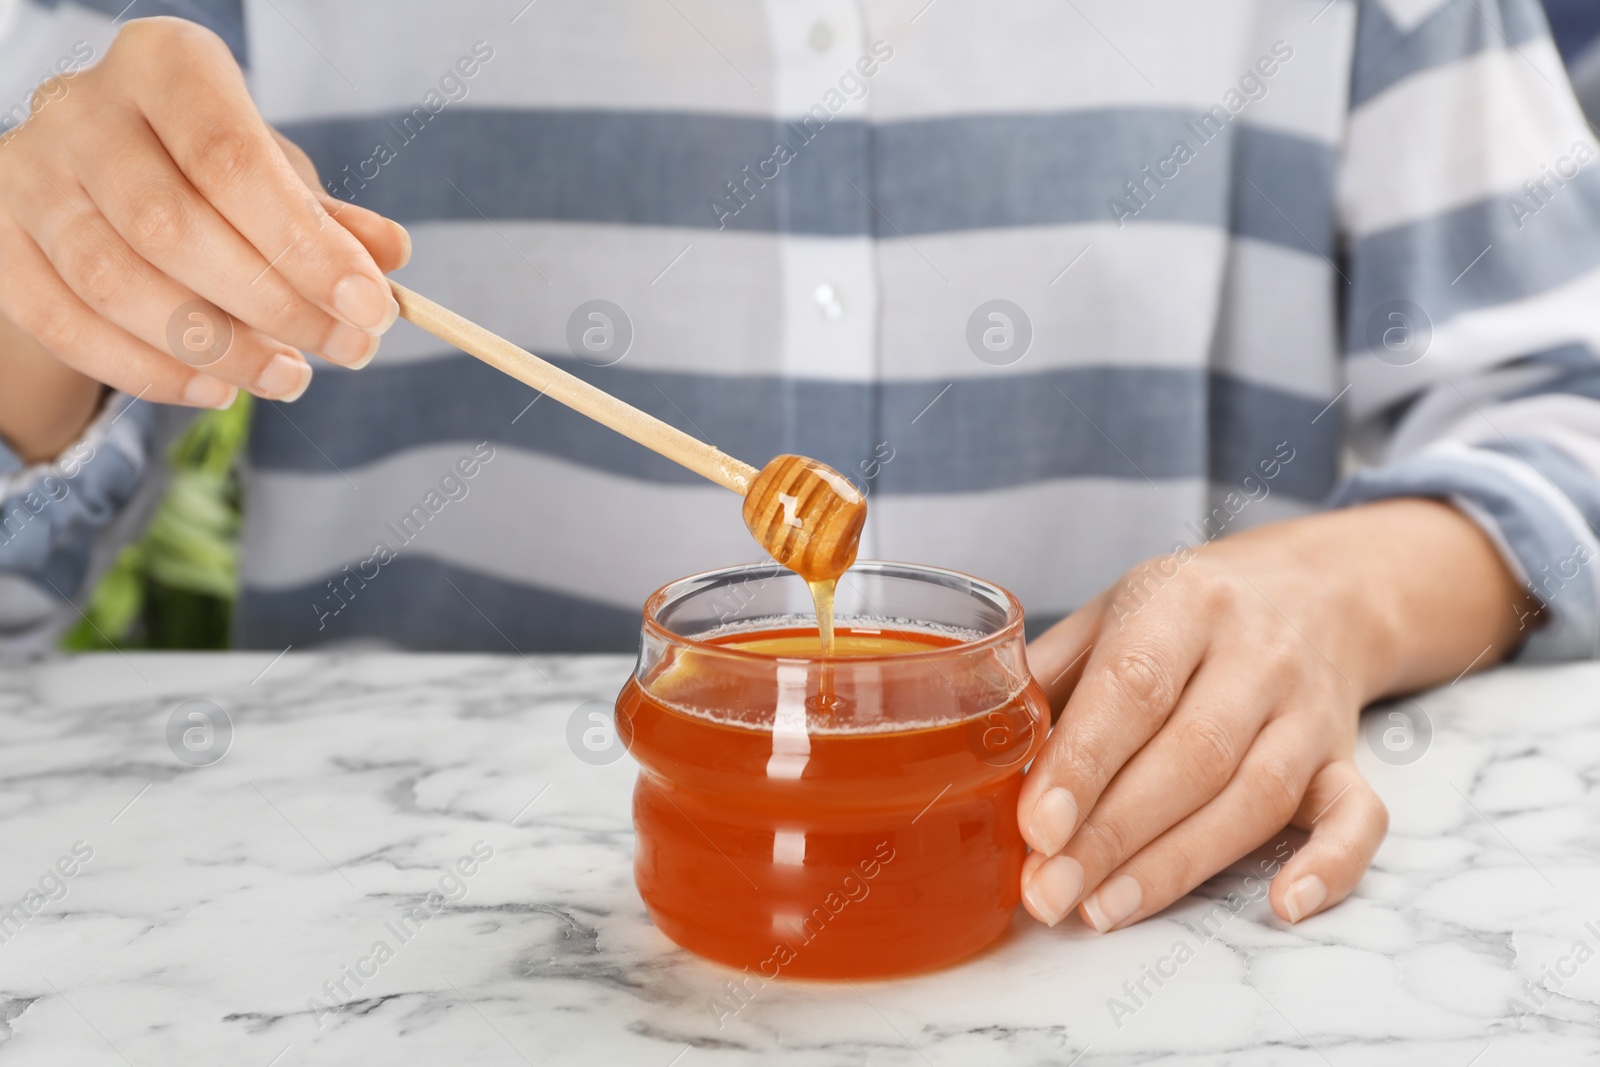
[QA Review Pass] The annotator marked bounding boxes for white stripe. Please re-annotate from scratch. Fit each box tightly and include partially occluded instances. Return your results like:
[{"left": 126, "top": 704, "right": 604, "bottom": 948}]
[
  {"left": 1397, "top": 391, "right": 1600, "bottom": 468},
  {"left": 377, "top": 221, "right": 1338, "bottom": 399},
  {"left": 878, "top": 224, "right": 1229, "bottom": 385},
  {"left": 240, "top": 443, "right": 1316, "bottom": 614},
  {"left": 878, "top": 225, "right": 1338, "bottom": 399},
  {"left": 871, "top": 478, "right": 1314, "bottom": 614},
  {"left": 240, "top": 445, "right": 763, "bottom": 603},
  {"left": 1244, "top": 3, "right": 1357, "bottom": 144},
  {"left": 873, "top": 0, "right": 1351, "bottom": 142},
  {"left": 247, "top": 0, "right": 1349, "bottom": 145},
  {"left": 0, "top": 0, "right": 23, "bottom": 49},
  {"left": 776, "top": 236, "right": 880, "bottom": 383},
  {"left": 761, "top": 0, "right": 873, "bottom": 120},
  {"left": 1340, "top": 39, "right": 1588, "bottom": 238},
  {"left": 249, "top": 0, "right": 775, "bottom": 123},
  {"left": 378, "top": 222, "right": 880, "bottom": 382},
  {"left": 379, "top": 222, "right": 794, "bottom": 375},
  {"left": 1204, "top": 237, "right": 1341, "bottom": 400},
  {"left": 1346, "top": 264, "right": 1600, "bottom": 418},
  {"left": 1380, "top": 360, "right": 1567, "bottom": 456}
]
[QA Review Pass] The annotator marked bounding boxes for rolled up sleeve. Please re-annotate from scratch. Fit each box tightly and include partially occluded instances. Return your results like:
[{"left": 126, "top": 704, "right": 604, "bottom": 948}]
[
  {"left": 1333, "top": 0, "right": 1600, "bottom": 662},
  {"left": 0, "top": 393, "right": 177, "bottom": 651}
]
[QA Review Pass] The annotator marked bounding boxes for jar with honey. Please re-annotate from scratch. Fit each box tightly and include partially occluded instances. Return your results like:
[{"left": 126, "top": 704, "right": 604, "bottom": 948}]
[{"left": 616, "top": 561, "right": 1051, "bottom": 979}]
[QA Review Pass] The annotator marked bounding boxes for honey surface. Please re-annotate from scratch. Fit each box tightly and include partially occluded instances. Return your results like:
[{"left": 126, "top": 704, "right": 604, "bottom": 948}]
[{"left": 716, "top": 627, "right": 950, "bottom": 658}]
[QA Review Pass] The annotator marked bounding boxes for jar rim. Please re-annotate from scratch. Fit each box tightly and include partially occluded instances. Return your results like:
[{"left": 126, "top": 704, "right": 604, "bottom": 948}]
[{"left": 639, "top": 559, "right": 1028, "bottom": 665}]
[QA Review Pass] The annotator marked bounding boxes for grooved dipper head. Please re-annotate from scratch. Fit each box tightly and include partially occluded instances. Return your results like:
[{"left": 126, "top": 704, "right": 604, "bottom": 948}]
[{"left": 742, "top": 454, "right": 867, "bottom": 582}]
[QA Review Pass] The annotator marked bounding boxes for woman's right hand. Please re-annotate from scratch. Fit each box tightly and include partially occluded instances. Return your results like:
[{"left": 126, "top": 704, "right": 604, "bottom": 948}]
[{"left": 0, "top": 16, "right": 409, "bottom": 417}]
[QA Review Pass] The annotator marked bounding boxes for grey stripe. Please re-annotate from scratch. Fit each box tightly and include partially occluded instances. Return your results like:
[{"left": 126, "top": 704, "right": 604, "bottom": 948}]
[
  {"left": 1345, "top": 167, "right": 1600, "bottom": 352},
  {"left": 30, "top": 0, "right": 249, "bottom": 64},
  {"left": 235, "top": 556, "right": 641, "bottom": 652},
  {"left": 1229, "top": 119, "right": 1336, "bottom": 256},
  {"left": 1511, "top": 342, "right": 1600, "bottom": 374},
  {"left": 279, "top": 108, "right": 1334, "bottom": 251},
  {"left": 1505, "top": 345, "right": 1600, "bottom": 401},
  {"left": 1351, "top": 0, "right": 1549, "bottom": 108},
  {"left": 1334, "top": 449, "right": 1599, "bottom": 661},
  {"left": 244, "top": 360, "right": 1341, "bottom": 502},
  {"left": 1482, "top": 437, "right": 1600, "bottom": 533},
  {"left": 1022, "top": 611, "right": 1068, "bottom": 642}
]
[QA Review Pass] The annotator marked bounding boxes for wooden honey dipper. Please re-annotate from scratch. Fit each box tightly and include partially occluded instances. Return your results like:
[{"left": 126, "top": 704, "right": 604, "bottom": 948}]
[{"left": 390, "top": 282, "right": 867, "bottom": 583}]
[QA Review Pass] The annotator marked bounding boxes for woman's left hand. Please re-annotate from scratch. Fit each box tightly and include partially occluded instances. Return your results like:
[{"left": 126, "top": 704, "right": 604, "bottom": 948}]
[{"left": 1016, "top": 498, "right": 1533, "bottom": 931}]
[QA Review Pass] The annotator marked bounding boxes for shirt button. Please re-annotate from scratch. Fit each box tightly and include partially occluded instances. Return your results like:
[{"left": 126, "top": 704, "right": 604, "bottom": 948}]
[
  {"left": 814, "top": 283, "right": 845, "bottom": 320},
  {"left": 808, "top": 20, "right": 834, "bottom": 53}
]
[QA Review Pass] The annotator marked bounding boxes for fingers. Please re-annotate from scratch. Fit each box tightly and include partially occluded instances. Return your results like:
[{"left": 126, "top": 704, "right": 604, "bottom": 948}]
[
  {"left": 0, "top": 16, "right": 410, "bottom": 413},
  {"left": 18, "top": 174, "right": 313, "bottom": 401},
  {"left": 268, "top": 126, "right": 323, "bottom": 189},
  {"left": 322, "top": 195, "right": 412, "bottom": 273},
  {"left": 118, "top": 22, "right": 400, "bottom": 337},
  {"left": 0, "top": 218, "right": 235, "bottom": 409},
  {"left": 1020, "top": 653, "right": 1284, "bottom": 925},
  {"left": 1271, "top": 759, "right": 1388, "bottom": 923},
  {"left": 270, "top": 127, "right": 411, "bottom": 272},
  {"left": 1021, "top": 847, "right": 1086, "bottom": 929},
  {"left": 1017, "top": 577, "right": 1213, "bottom": 858},
  {"left": 66, "top": 109, "right": 378, "bottom": 367},
  {"left": 1073, "top": 716, "right": 1321, "bottom": 933}
]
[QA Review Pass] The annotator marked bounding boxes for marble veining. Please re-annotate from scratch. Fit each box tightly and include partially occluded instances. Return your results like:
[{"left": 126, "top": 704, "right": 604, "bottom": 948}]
[{"left": 0, "top": 652, "right": 1598, "bottom": 1065}]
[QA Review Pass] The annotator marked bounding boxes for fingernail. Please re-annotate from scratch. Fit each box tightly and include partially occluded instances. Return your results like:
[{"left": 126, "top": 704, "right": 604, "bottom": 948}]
[
  {"left": 256, "top": 352, "right": 312, "bottom": 401},
  {"left": 347, "top": 335, "right": 380, "bottom": 370},
  {"left": 1025, "top": 787, "right": 1079, "bottom": 855},
  {"left": 394, "top": 223, "right": 412, "bottom": 269},
  {"left": 1022, "top": 854, "right": 1084, "bottom": 927},
  {"left": 1081, "top": 874, "right": 1142, "bottom": 933},
  {"left": 325, "top": 324, "right": 380, "bottom": 366},
  {"left": 182, "top": 376, "right": 236, "bottom": 409},
  {"left": 332, "top": 273, "right": 392, "bottom": 332},
  {"left": 1284, "top": 875, "right": 1327, "bottom": 923},
  {"left": 377, "top": 291, "right": 400, "bottom": 333}
]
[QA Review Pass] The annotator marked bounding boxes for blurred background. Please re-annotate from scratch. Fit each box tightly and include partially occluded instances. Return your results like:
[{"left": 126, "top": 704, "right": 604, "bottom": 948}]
[
  {"left": 64, "top": 396, "right": 251, "bottom": 651},
  {"left": 64, "top": 1, "right": 1600, "bottom": 651}
]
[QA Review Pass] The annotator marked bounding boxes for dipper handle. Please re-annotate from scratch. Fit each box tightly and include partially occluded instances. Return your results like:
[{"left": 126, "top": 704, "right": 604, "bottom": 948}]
[
  {"left": 391, "top": 281, "right": 866, "bottom": 581},
  {"left": 391, "top": 281, "right": 759, "bottom": 494}
]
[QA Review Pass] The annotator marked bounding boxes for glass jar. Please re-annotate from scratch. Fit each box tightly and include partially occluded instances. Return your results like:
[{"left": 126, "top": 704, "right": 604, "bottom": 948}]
[{"left": 616, "top": 561, "right": 1050, "bottom": 979}]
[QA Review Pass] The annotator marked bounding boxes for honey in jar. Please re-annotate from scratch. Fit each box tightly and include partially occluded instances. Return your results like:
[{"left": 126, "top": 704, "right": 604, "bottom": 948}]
[{"left": 617, "top": 562, "right": 1050, "bottom": 979}]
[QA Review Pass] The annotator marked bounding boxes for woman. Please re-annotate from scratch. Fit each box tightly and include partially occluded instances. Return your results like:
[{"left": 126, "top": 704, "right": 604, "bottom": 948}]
[{"left": 1, "top": 0, "right": 1596, "bottom": 934}]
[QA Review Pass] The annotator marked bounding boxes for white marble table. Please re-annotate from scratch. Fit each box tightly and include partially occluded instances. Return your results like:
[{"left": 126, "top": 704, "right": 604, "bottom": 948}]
[{"left": 1, "top": 652, "right": 1598, "bottom": 1065}]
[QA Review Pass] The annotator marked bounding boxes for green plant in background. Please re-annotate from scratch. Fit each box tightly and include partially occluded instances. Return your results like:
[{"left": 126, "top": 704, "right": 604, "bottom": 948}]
[{"left": 63, "top": 395, "right": 252, "bottom": 651}]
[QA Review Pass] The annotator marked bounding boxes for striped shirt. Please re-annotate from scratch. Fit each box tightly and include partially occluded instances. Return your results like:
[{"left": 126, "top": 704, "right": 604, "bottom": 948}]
[{"left": 4, "top": 0, "right": 1600, "bottom": 658}]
